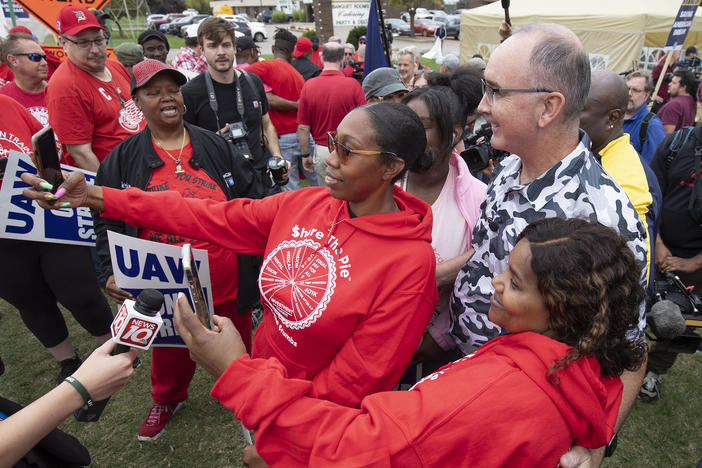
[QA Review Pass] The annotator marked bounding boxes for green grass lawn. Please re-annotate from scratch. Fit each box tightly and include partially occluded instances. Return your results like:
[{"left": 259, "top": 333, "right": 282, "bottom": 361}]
[{"left": 1, "top": 296, "right": 700, "bottom": 466}]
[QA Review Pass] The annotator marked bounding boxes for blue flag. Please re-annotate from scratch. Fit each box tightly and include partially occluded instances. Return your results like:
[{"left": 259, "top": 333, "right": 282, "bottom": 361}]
[{"left": 363, "top": 0, "right": 388, "bottom": 79}]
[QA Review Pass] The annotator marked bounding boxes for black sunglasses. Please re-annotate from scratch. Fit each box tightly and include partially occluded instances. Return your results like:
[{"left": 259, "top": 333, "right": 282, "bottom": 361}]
[{"left": 13, "top": 52, "right": 47, "bottom": 62}]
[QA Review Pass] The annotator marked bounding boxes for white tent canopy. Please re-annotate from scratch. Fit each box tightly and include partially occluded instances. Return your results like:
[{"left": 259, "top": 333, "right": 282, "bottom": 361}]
[{"left": 459, "top": 0, "right": 702, "bottom": 72}]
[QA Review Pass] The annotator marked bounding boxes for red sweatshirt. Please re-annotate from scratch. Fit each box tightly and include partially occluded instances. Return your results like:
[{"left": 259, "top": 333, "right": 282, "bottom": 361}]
[
  {"left": 211, "top": 332, "right": 622, "bottom": 467},
  {"left": 102, "top": 185, "right": 437, "bottom": 406}
]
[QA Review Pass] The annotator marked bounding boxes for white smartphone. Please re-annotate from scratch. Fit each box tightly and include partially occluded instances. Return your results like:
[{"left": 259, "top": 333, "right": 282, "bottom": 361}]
[{"left": 182, "top": 243, "right": 213, "bottom": 329}]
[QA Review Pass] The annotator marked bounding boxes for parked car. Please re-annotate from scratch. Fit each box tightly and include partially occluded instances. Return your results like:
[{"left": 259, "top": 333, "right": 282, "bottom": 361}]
[
  {"left": 427, "top": 10, "right": 448, "bottom": 20},
  {"left": 384, "top": 18, "right": 411, "bottom": 36},
  {"left": 400, "top": 8, "right": 430, "bottom": 23},
  {"left": 248, "top": 21, "right": 267, "bottom": 42},
  {"left": 227, "top": 19, "right": 252, "bottom": 37},
  {"left": 148, "top": 13, "right": 186, "bottom": 30},
  {"left": 256, "top": 9, "right": 291, "bottom": 23},
  {"left": 444, "top": 15, "right": 460, "bottom": 39},
  {"left": 145, "top": 14, "right": 166, "bottom": 29},
  {"left": 172, "top": 14, "right": 208, "bottom": 36},
  {"left": 164, "top": 15, "right": 190, "bottom": 34},
  {"left": 414, "top": 18, "right": 440, "bottom": 36}
]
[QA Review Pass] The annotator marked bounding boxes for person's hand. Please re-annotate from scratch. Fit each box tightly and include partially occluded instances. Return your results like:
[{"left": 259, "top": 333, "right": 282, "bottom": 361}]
[
  {"left": 173, "top": 293, "right": 246, "bottom": 378},
  {"left": 242, "top": 444, "right": 269, "bottom": 468},
  {"left": 655, "top": 239, "right": 672, "bottom": 271},
  {"left": 302, "top": 155, "right": 314, "bottom": 173},
  {"left": 478, "top": 159, "right": 496, "bottom": 179},
  {"left": 71, "top": 340, "right": 138, "bottom": 402},
  {"left": 21, "top": 171, "right": 89, "bottom": 209},
  {"left": 105, "top": 275, "right": 134, "bottom": 303},
  {"left": 498, "top": 20, "right": 512, "bottom": 40},
  {"left": 659, "top": 255, "right": 701, "bottom": 273},
  {"left": 558, "top": 444, "right": 595, "bottom": 468}
]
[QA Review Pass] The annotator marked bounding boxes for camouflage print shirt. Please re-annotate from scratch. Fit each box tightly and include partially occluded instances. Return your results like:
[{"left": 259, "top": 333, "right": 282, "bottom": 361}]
[{"left": 449, "top": 132, "right": 648, "bottom": 355}]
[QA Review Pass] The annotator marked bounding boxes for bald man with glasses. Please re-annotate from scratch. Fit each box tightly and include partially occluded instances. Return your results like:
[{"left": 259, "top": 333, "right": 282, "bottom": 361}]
[{"left": 46, "top": 5, "right": 144, "bottom": 171}]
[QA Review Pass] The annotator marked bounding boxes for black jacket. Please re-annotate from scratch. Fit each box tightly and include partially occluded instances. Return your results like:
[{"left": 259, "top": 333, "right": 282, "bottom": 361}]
[{"left": 93, "top": 122, "right": 261, "bottom": 313}]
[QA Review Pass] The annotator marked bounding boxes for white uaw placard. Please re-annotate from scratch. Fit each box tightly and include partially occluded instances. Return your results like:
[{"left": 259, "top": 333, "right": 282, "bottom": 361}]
[{"left": 107, "top": 231, "right": 214, "bottom": 347}]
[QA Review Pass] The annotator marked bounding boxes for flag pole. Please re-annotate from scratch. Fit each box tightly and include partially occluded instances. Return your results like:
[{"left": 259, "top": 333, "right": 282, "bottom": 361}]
[{"left": 375, "top": 0, "right": 391, "bottom": 67}]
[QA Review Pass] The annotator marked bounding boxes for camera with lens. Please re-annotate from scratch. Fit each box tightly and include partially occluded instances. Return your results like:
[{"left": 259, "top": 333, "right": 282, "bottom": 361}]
[
  {"left": 222, "top": 121, "right": 248, "bottom": 143},
  {"left": 647, "top": 272, "right": 702, "bottom": 354},
  {"left": 267, "top": 157, "right": 288, "bottom": 186},
  {"left": 460, "top": 123, "right": 509, "bottom": 173}
]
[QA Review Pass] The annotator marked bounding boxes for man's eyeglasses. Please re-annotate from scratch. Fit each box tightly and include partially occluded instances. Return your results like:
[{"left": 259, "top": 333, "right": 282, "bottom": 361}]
[
  {"left": 627, "top": 87, "right": 646, "bottom": 95},
  {"left": 481, "top": 78, "right": 553, "bottom": 105},
  {"left": 327, "top": 131, "right": 399, "bottom": 164},
  {"left": 13, "top": 53, "right": 47, "bottom": 62},
  {"left": 63, "top": 36, "right": 106, "bottom": 49}
]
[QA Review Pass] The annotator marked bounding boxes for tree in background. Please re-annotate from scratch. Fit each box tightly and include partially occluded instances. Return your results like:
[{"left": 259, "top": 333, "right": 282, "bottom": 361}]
[
  {"left": 389, "top": 0, "right": 420, "bottom": 37},
  {"left": 147, "top": 0, "right": 186, "bottom": 14}
]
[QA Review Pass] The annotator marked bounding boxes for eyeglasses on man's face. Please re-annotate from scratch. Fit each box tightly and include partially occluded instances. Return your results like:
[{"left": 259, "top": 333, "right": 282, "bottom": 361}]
[
  {"left": 63, "top": 35, "right": 106, "bottom": 50},
  {"left": 326, "top": 131, "right": 399, "bottom": 164},
  {"left": 481, "top": 78, "right": 553, "bottom": 105},
  {"left": 12, "top": 52, "right": 47, "bottom": 62}
]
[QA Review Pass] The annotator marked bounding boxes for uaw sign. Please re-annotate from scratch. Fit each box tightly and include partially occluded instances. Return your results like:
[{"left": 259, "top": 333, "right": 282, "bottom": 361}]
[
  {"left": 108, "top": 231, "right": 215, "bottom": 347},
  {"left": 0, "top": 151, "right": 96, "bottom": 246},
  {"left": 665, "top": 0, "right": 701, "bottom": 50}
]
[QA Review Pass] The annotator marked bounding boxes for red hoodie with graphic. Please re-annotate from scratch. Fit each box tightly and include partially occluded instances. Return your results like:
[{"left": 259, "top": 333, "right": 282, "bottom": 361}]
[
  {"left": 102, "top": 185, "right": 437, "bottom": 406},
  {"left": 211, "top": 332, "right": 622, "bottom": 467}
]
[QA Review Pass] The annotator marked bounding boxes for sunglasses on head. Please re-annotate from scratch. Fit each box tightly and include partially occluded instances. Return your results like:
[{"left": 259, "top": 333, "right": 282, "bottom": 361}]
[
  {"left": 326, "top": 131, "right": 399, "bottom": 164},
  {"left": 14, "top": 52, "right": 47, "bottom": 62}
]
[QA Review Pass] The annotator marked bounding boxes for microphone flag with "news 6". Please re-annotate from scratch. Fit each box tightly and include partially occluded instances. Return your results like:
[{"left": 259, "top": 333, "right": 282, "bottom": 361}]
[
  {"left": 0, "top": 150, "right": 96, "bottom": 246},
  {"left": 107, "top": 231, "right": 214, "bottom": 347}
]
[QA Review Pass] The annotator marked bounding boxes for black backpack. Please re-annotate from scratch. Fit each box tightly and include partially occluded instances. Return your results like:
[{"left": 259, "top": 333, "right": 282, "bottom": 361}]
[{"left": 663, "top": 126, "right": 702, "bottom": 225}]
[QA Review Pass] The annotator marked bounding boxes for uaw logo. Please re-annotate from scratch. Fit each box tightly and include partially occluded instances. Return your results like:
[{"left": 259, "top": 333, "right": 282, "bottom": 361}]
[
  {"left": 0, "top": 131, "right": 32, "bottom": 158},
  {"left": 119, "top": 98, "right": 143, "bottom": 133},
  {"left": 259, "top": 240, "right": 336, "bottom": 331}
]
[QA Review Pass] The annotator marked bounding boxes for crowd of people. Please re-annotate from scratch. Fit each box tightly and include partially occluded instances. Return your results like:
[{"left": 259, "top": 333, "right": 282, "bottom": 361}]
[{"left": 0, "top": 5, "right": 700, "bottom": 467}]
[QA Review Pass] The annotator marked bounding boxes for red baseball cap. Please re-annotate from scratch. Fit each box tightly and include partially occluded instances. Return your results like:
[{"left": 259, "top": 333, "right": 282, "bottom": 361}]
[
  {"left": 57, "top": 5, "right": 104, "bottom": 36},
  {"left": 9, "top": 25, "right": 33, "bottom": 35},
  {"left": 130, "top": 59, "right": 187, "bottom": 95},
  {"left": 293, "top": 37, "right": 312, "bottom": 58}
]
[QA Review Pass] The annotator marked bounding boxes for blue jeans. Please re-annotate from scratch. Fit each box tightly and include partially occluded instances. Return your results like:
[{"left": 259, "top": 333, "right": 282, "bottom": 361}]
[{"left": 279, "top": 132, "right": 318, "bottom": 191}]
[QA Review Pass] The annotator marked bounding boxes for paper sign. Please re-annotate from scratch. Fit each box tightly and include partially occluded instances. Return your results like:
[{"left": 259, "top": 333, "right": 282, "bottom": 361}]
[
  {"left": 0, "top": 150, "right": 96, "bottom": 246},
  {"left": 41, "top": 44, "right": 117, "bottom": 61},
  {"left": 11, "top": 0, "right": 111, "bottom": 36},
  {"left": 107, "top": 231, "right": 215, "bottom": 347}
]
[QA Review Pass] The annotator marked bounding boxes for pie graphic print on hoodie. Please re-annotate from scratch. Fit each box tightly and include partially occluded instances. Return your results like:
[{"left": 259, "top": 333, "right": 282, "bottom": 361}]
[{"left": 260, "top": 239, "right": 337, "bottom": 330}]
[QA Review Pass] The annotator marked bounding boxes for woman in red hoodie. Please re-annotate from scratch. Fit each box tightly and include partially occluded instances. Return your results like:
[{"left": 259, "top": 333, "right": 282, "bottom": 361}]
[
  {"left": 22, "top": 102, "right": 437, "bottom": 407},
  {"left": 171, "top": 217, "right": 646, "bottom": 467}
]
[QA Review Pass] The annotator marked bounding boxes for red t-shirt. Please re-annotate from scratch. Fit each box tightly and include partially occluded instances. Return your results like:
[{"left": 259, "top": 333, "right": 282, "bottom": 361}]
[
  {"left": 46, "top": 58, "right": 145, "bottom": 167},
  {"left": 0, "top": 95, "right": 42, "bottom": 191},
  {"left": 247, "top": 58, "right": 304, "bottom": 135},
  {"left": 139, "top": 142, "right": 238, "bottom": 304},
  {"left": 0, "top": 64, "right": 13, "bottom": 89},
  {"left": 0, "top": 82, "right": 49, "bottom": 126},
  {"left": 310, "top": 49, "right": 323, "bottom": 68},
  {"left": 297, "top": 70, "right": 366, "bottom": 144}
]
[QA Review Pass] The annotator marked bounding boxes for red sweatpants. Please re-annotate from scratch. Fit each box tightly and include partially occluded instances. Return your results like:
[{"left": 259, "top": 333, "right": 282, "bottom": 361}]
[{"left": 150, "top": 300, "right": 252, "bottom": 405}]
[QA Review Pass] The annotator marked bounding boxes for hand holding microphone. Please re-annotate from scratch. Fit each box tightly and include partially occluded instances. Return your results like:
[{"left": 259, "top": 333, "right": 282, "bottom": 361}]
[{"left": 74, "top": 289, "right": 164, "bottom": 422}]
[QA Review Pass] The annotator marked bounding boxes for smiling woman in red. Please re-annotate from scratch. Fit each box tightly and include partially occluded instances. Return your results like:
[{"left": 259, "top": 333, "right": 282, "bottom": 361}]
[{"left": 23, "top": 102, "right": 439, "bottom": 457}]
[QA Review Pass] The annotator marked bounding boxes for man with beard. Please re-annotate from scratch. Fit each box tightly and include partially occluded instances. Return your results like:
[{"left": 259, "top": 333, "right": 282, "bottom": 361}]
[
  {"left": 623, "top": 71, "right": 665, "bottom": 164},
  {"left": 658, "top": 69, "right": 697, "bottom": 135},
  {"left": 47, "top": 5, "right": 144, "bottom": 170}
]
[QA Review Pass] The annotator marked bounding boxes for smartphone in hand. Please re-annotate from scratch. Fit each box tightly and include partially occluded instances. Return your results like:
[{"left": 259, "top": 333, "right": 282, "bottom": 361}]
[
  {"left": 182, "top": 243, "right": 213, "bottom": 329},
  {"left": 31, "top": 127, "right": 63, "bottom": 192}
]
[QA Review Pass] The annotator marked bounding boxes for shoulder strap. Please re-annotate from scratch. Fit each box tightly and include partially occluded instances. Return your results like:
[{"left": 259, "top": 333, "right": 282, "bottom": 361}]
[
  {"left": 239, "top": 69, "right": 262, "bottom": 104},
  {"left": 639, "top": 112, "right": 655, "bottom": 149},
  {"left": 664, "top": 126, "right": 696, "bottom": 170}
]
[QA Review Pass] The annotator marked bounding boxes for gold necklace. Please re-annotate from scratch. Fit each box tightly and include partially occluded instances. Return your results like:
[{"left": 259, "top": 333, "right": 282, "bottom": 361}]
[{"left": 153, "top": 127, "right": 187, "bottom": 174}]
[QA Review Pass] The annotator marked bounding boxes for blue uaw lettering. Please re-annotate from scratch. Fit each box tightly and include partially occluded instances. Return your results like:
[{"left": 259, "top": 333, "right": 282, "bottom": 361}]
[
  {"left": 5, "top": 209, "right": 33, "bottom": 234},
  {"left": 143, "top": 253, "right": 169, "bottom": 282},
  {"left": 115, "top": 245, "right": 140, "bottom": 277}
]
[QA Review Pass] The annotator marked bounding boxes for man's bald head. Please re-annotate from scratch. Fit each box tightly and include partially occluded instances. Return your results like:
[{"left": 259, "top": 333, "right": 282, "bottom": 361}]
[
  {"left": 509, "top": 23, "right": 591, "bottom": 123},
  {"left": 322, "top": 41, "right": 344, "bottom": 63},
  {"left": 579, "top": 70, "right": 629, "bottom": 153}
]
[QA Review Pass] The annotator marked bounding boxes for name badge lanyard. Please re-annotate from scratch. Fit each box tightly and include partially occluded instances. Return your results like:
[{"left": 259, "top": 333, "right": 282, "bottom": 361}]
[{"left": 204, "top": 70, "right": 252, "bottom": 160}]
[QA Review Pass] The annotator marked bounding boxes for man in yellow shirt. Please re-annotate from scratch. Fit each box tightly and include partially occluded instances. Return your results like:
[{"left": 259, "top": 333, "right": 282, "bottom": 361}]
[{"left": 580, "top": 70, "right": 660, "bottom": 286}]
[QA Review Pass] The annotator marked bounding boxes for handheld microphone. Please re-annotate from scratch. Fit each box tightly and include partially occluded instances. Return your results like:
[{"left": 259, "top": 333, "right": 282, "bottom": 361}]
[
  {"left": 501, "top": 0, "right": 511, "bottom": 26},
  {"left": 74, "top": 289, "right": 164, "bottom": 422}
]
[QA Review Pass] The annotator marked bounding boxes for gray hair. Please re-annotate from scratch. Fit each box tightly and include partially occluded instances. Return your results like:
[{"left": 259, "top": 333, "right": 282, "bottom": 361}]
[
  {"left": 344, "top": 43, "right": 355, "bottom": 52},
  {"left": 322, "top": 42, "right": 345, "bottom": 63},
  {"left": 626, "top": 70, "right": 654, "bottom": 93},
  {"left": 515, "top": 23, "right": 591, "bottom": 123},
  {"left": 398, "top": 47, "right": 416, "bottom": 63}
]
